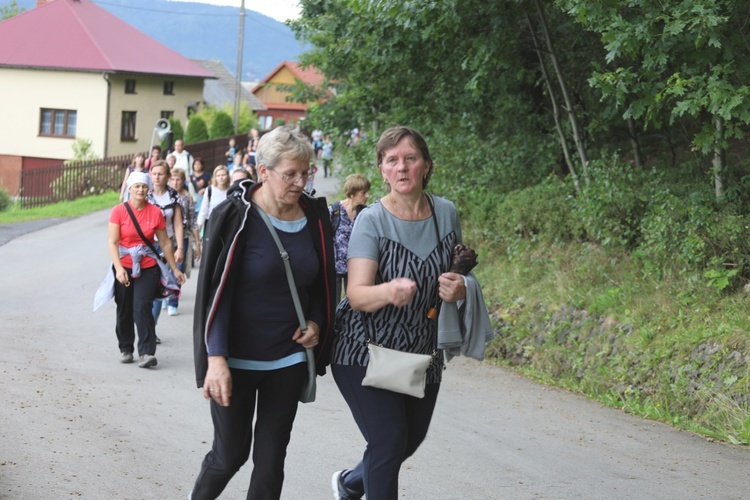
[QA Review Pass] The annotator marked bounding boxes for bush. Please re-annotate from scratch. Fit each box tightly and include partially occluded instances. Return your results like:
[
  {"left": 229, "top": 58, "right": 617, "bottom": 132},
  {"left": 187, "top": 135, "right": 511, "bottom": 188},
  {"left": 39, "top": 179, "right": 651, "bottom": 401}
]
[
  {"left": 0, "top": 185, "right": 11, "bottom": 211},
  {"left": 637, "top": 189, "right": 750, "bottom": 288},
  {"left": 185, "top": 116, "right": 209, "bottom": 144},
  {"left": 209, "top": 111, "right": 235, "bottom": 139},
  {"left": 490, "top": 175, "right": 582, "bottom": 246},
  {"left": 49, "top": 165, "right": 119, "bottom": 201},
  {"left": 65, "top": 138, "right": 99, "bottom": 164},
  {"left": 572, "top": 158, "right": 654, "bottom": 249}
]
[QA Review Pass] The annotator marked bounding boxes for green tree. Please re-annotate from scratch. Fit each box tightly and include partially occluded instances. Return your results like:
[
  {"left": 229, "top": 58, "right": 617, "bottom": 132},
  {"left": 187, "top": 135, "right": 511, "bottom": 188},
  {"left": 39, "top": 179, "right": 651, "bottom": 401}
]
[
  {"left": 291, "top": 0, "right": 593, "bottom": 195},
  {"left": 162, "top": 118, "right": 184, "bottom": 151},
  {"left": 560, "top": 0, "right": 750, "bottom": 198},
  {"left": 1, "top": 0, "right": 25, "bottom": 21},
  {"left": 209, "top": 111, "right": 235, "bottom": 139},
  {"left": 185, "top": 116, "right": 209, "bottom": 144}
]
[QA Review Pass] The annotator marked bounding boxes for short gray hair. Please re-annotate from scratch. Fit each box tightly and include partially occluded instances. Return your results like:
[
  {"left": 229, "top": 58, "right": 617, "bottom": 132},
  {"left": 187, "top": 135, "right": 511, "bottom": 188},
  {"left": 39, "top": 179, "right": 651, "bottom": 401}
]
[{"left": 256, "top": 126, "right": 314, "bottom": 170}]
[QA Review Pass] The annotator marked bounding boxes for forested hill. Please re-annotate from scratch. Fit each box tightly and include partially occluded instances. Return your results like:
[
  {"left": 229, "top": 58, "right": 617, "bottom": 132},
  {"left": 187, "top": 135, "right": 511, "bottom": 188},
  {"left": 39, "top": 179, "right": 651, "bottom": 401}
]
[{"left": 14, "top": 0, "right": 305, "bottom": 80}]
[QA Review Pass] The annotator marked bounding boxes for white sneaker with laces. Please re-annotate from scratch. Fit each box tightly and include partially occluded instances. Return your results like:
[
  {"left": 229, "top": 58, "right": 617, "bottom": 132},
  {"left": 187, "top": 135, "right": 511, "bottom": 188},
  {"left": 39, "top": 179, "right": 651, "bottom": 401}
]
[{"left": 167, "top": 306, "right": 178, "bottom": 316}]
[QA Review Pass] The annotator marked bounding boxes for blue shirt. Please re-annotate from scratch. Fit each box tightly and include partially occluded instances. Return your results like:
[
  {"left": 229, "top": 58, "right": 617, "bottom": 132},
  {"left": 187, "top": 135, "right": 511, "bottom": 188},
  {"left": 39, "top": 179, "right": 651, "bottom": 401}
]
[{"left": 207, "top": 207, "right": 319, "bottom": 369}]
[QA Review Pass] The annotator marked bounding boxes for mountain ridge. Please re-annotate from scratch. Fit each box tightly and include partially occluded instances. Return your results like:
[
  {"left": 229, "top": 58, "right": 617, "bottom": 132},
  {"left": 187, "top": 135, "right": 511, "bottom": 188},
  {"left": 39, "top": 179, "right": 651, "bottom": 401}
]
[{"left": 14, "top": 0, "right": 306, "bottom": 80}]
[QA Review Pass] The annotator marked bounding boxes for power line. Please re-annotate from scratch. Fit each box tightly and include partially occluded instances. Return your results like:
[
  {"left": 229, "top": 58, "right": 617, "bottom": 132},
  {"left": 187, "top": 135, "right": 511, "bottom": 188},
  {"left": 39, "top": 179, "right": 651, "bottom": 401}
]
[
  {"left": 93, "top": 0, "right": 295, "bottom": 36},
  {"left": 94, "top": 0, "right": 236, "bottom": 17}
]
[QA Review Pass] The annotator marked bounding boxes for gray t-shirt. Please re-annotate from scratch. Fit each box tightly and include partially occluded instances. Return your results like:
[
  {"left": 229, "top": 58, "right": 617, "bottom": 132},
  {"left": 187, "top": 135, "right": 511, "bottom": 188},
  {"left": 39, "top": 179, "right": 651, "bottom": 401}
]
[{"left": 332, "top": 195, "right": 462, "bottom": 383}]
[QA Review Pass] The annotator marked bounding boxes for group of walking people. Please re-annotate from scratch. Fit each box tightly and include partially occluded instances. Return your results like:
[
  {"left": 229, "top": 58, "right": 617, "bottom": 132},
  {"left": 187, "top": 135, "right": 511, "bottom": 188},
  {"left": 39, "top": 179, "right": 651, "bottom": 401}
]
[
  {"left": 104, "top": 142, "right": 237, "bottom": 367},
  {"left": 102, "top": 124, "right": 473, "bottom": 500}
]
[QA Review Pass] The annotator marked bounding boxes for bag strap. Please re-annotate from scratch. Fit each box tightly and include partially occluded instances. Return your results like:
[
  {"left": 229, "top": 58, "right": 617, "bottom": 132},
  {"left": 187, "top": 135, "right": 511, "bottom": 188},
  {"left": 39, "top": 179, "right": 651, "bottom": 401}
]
[
  {"left": 254, "top": 204, "right": 307, "bottom": 333},
  {"left": 425, "top": 193, "right": 440, "bottom": 249},
  {"left": 330, "top": 201, "right": 342, "bottom": 234},
  {"left": 123, "top": 202, "right": 161, "bottom": 258}
]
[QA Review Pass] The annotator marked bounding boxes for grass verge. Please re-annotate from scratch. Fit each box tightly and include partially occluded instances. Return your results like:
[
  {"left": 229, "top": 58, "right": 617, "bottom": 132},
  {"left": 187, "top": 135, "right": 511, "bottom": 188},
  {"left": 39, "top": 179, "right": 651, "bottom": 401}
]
[
  {"left": 0, "top": 191, "right": 119, "bottom": 225},
  {"left": 470, "top": 232, "right": 750, "bottom": 445}
]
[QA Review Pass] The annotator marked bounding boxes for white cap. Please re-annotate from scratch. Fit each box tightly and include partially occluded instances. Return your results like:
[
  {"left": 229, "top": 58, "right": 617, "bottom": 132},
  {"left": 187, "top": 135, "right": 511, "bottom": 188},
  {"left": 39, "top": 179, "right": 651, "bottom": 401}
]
[{"left": 126, "top": 171, "right": 151, "bottom": 190}]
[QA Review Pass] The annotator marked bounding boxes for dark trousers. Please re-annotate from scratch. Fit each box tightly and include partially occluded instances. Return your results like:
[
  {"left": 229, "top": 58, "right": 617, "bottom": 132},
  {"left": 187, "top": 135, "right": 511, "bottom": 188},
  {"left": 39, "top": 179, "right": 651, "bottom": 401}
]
[
  {"left": 191, "top": 363, "right": 307, "bottom": 500},
  {"left": 332, "top": 364, "right": 440, "bottom": 500},
  {"left": 113, "top": 266, "right": 159, "bottom": 356},
  {"left": 323, "top": 158, "right": 332, "bottom": 177}
]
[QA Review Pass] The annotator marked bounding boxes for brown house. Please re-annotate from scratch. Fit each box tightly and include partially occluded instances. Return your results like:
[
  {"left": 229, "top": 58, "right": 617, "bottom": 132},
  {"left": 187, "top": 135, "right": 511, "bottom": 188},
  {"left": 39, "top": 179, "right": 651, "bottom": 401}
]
[{"left": 251, "top": 61, "right": 325, "bottom": 130}]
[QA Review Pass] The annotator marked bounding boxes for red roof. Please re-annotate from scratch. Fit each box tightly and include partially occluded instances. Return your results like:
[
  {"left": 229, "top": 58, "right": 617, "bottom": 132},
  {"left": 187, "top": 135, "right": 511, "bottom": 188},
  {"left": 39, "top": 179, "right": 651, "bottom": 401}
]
[
  {"left": 252, "top": 60, "right": 325, "bottom": 92},
  {"left": 0, "top": 0, "right": 214, "bottom": 78}
]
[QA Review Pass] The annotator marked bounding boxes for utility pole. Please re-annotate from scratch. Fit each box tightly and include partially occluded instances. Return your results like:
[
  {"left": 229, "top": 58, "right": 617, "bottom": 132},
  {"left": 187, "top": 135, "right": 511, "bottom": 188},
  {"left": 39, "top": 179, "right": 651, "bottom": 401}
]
[{"left": 233, "top": 0, "right": 245, "bottom": 134}]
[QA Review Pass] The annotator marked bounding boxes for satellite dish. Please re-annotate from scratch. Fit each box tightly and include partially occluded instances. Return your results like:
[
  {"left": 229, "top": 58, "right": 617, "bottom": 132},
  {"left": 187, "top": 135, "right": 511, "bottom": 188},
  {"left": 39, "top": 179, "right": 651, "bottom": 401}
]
[{"left": 154, "top": 119, "right": 171, "bottom": 140}]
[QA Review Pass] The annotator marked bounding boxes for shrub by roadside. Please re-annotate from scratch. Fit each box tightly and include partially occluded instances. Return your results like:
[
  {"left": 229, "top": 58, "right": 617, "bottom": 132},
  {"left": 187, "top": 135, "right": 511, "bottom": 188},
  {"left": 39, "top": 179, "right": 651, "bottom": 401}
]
[{"left": 0, "top": 185, "right": 11, "bottom": 212}]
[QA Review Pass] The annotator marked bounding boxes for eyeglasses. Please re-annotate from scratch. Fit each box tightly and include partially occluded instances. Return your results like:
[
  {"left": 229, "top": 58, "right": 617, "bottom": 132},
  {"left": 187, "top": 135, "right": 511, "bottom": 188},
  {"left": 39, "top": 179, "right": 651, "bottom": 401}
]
[{"left": 270, "top": 169, "right": 310, "bottom": 185}]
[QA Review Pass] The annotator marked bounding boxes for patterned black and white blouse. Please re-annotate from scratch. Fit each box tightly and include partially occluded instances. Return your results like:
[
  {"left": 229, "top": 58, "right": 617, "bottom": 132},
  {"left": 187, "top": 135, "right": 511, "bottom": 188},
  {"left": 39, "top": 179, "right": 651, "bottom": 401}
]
[{"left": 331, "top": 195, "right": 461, "bottom": 384}]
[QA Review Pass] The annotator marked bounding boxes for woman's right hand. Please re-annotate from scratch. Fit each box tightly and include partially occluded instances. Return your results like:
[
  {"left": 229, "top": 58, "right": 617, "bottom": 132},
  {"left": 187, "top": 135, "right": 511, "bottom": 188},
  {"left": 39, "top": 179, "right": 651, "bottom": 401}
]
[
  {"left": 203, "top": 356, "right": 232, "bottom": 407},
  {"left": 115, "top": 267, "right": 130, "bottom": 287},
  {"left": 390, "top": 277, "right": 417, "bottom": 307}
]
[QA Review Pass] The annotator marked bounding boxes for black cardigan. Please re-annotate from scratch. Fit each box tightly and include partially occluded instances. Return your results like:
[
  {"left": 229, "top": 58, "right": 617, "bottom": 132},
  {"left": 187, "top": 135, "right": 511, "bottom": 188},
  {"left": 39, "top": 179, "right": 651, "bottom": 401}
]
[{"left": 192, "top": 179, "right": 336, "bottom": 388}]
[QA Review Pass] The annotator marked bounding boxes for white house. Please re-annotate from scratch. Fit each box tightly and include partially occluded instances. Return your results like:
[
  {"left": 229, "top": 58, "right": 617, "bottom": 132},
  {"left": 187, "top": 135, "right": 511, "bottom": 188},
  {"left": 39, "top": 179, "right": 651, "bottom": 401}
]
[{"left": 0, "top": 0, "right": 215, "bottom": 195}]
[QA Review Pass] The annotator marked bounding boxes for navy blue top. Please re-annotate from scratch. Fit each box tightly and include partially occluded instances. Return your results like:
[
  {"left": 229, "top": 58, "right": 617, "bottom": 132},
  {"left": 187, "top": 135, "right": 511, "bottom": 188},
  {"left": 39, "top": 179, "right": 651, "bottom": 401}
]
[{"left": 207, "top": 206, "right": 320, "bottom": 363}]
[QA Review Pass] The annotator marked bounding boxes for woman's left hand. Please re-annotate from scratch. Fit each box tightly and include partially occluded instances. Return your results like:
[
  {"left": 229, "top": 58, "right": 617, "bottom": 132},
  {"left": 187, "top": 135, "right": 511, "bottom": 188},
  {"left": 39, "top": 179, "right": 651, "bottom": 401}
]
[
  {"left": 174, "top": 247, "right": 184, "bottom": 264},
  {"left": 438, "top": 272, "right": 466, "bottom": 303},
  {"left": 293, "top": 320, "right": 319, "bottom": 348}
]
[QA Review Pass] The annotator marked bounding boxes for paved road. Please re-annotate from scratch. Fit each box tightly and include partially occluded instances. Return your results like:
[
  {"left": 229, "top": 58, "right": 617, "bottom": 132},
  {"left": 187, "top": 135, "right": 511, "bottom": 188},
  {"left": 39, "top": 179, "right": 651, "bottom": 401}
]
[{"left": 1, "top": 178, "right": 748, "bottom": 499}]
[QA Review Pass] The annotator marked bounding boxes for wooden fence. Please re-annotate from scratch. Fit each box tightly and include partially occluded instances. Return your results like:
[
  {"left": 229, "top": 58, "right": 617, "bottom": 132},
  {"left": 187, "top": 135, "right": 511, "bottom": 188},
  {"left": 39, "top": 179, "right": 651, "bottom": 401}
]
[{"left": 18, "top": 134, "right": 250, "bottom": 208}]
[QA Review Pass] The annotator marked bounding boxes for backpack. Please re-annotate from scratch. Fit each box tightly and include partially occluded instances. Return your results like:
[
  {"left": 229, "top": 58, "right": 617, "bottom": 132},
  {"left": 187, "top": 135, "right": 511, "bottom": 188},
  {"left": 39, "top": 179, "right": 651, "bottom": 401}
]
[{"left": 330, "top": 201, "right": 342, "bottom": 234}]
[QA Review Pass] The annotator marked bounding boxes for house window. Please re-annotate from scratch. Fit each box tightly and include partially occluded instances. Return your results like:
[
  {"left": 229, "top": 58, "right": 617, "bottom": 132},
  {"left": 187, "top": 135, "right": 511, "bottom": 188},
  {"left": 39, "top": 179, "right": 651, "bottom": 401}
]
[
  {"left": 39, "top": 108, "right": 77, "bottom": 137},
  {"left": 259, "top": 115, "right": 273, "bottom": 130},
  {"left": 160, "top": 110, "right": 174, "bottom": 120},
  {"left": 125, "top": 79, "right": 136, "bottom": 94},
  {"left": 163, "top": 81, "right": 174, "bottom": 95},
  {"left": 121, "top": 111, "right": 137, "bottom": 141}
]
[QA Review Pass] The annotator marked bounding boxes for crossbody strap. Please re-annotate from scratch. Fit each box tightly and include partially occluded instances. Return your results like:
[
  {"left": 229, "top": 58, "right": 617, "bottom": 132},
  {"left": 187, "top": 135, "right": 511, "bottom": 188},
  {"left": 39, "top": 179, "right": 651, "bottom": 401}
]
[
  {"left": 254, "top": 204, "right": 307, "bottom": 333},
  {"left": 123, "top": 202, "right": 161, "bottom": 258}
]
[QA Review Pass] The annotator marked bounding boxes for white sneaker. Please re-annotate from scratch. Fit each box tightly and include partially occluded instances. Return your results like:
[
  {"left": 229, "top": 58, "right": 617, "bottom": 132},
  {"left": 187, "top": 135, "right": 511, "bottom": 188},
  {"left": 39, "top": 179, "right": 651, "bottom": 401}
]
[
  {"left": 138, "top": 354, "right": 158, "bottom": 368},
  {"left": 167, "top": 306, "right": 178, "bottom": 316}
]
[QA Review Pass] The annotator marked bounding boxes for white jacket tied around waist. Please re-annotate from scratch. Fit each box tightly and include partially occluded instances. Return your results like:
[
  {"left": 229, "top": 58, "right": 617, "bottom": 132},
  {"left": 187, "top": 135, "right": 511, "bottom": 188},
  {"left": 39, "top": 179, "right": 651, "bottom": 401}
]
[{"left": 93, "top": 245, "right": 180, "bottom": 312}]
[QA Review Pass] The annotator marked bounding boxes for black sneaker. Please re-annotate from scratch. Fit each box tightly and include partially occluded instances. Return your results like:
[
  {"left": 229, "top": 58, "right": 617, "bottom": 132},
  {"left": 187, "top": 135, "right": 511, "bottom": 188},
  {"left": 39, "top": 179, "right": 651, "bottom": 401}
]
[
  {"left": 331, "top": 470, "right": 362, "bottom": 500},
  {"left": 155, "top": 335, "right": 161, "bottom": 344}
]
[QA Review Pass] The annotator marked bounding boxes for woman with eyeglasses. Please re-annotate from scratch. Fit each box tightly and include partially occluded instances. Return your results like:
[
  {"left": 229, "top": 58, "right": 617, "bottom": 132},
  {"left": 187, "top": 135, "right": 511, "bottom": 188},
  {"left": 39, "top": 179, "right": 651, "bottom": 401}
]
[{"left": 190, "top": 126, "right": 336, "bottom": 500}]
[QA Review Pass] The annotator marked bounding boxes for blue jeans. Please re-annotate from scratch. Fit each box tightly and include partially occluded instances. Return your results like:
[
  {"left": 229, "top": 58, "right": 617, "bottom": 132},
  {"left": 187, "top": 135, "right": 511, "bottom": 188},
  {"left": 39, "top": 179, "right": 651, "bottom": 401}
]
[
  {"left": 150, "top": 239, "right": 181, "bottom": 323},
  {"left": 167, "top": 236, "right": 188, "bottom": 308}
]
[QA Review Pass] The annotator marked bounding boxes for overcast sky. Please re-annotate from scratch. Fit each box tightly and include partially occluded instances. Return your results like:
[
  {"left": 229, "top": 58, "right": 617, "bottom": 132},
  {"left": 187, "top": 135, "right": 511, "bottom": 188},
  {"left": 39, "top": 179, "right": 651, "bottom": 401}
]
[{"left": 168, "top": 0, "right": 301, "bottom": 23}]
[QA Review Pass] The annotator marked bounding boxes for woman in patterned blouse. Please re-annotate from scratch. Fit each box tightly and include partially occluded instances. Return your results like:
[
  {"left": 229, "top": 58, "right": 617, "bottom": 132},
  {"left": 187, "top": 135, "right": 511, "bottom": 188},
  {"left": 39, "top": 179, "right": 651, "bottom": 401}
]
[
  {"left": 329, "top": 173, "right": 371, "bottom": 302},
  {"left": 330, "top": 126, "right": 467, "bottom": 500}
]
